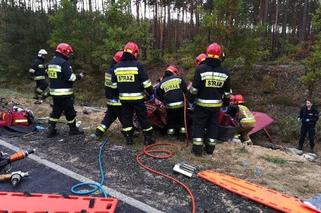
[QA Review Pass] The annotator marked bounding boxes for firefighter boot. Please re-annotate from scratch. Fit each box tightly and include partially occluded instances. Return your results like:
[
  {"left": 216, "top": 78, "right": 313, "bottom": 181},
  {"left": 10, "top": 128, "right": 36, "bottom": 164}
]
[
  {"left": 204, "top": 144, "right": 216, "bottom": 155},
  {"left": 192, "top": 144, "right": 203, "bottom": 156},
  {"left": 204, "top": 139, "right": 216, "bottom": 155},
  {"left": 90, "top": 124, "right": 106, "bottom": 140},
  {"left": 144, "top": 131, "right": 155, "bottom": 146},
  {"left": 310, "top": 144, "right": 315, "bottom": 153},
  {"left": 69, "top": 121, "right": 84, "bottom": 136},
  {"left": 122, "top": 129, "right": 134, "bottom": 145},
  {"left": 178, "top": 127, "right": 187, "bottom": 142},
  {"left": 47, "top": 121, "right": 58, "bottom": 138}
]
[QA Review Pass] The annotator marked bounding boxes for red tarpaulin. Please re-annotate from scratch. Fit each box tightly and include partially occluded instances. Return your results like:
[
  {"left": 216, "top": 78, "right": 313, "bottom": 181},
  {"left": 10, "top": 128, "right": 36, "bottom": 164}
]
[{"left": 249, "top": 111, "right": 274, "bottom": 135}]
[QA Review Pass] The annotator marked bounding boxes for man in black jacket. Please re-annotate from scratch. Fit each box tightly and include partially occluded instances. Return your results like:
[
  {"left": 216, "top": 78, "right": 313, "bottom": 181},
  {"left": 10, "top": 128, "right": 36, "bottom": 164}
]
[
  {"left": 111, "top": 42, "right": 155, "bottom": 145},
  {"left": 29, "top": 49, "right": 48, "bottom": 104},
  {"left": 189, "top": 43, "right": 231, "bottom": 156},
  {"left": 47, "top": 43, "right": 84, "bottom": 138},
  {"left": 156, "top": 65, "right": 187, "bottom": 140},
  {"left": 298, "top": 99, "right": 319, "bottom": 152},
  {"left": 91, "top": 51, "right": 123, "bottom": 139}
]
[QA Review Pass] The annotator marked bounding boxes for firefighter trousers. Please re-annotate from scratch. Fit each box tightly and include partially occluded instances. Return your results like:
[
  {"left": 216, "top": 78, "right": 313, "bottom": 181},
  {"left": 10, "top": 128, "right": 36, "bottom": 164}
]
[
  {"left": 121, "top": 101, "right": 152, "bottom": 134},
  {"left": 96, "top": 105, "right": 122, "bottom": 135},
  {"left": 49, "top": 96, "right": 77, "bottom": 126},
  {"left": 239, "top": 123, "right": 255, "bottom": 144},
  {"left": 35, "top": 80, "right": 48, "bottom": 99},
  {"left": 299, "top": 124, "right": 315, "bottom": 150},
  {"left": 166, "top": 107, "right": 185, "bottom": 134},
  {"left": 192, "top": 106, "right": 219, "bottom": 146}
]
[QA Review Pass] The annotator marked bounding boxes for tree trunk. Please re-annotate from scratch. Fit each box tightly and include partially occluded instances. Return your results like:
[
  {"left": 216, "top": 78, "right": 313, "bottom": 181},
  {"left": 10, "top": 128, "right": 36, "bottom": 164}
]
[
  {"left": 300, "top": 0, "right": 309, "bottom": 41},
  {"left": 282, "top": 0, "right": 289, "bottom": 39},
  {"left": 167, "top": 5, "right": 171, "bottom": 52},
  {"left": 175, "top": 8, "right": 180, "bottom": 51},
  {"left": 272, "top": 0, "right": 279, "bottom": 57},
  {"left": 144, "top": 0, "right": 147, "bottom": 20},
  {"left": 161, "top": 5, "right": 166, "bottom": 55},
  {"left": 195, "top": 0, "right": 200, "bottom": 33},
  {"left": 263, "top": 0, "right": 268, "bottom": 24},
  {"left": 190, "top": 1, "right": 194, "bottom": 38},
  {"left": 153, "top": 1, "right": 158, "bottom": 49},
  {"left": 136, "top": 0, "right": 140, "bottom": 22}
]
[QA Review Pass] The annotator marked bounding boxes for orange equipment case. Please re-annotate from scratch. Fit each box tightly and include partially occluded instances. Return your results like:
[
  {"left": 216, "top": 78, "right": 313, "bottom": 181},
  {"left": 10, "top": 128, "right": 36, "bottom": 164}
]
[
  {"left": 198, "top": 170, "right": 318, "bottom": 213},
  {"left": 0, "top": 191, "right": 118, "bottom": 213}
]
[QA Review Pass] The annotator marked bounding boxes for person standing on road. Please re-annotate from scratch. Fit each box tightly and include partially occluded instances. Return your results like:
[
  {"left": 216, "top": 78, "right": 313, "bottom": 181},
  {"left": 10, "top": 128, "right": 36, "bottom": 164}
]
[
  {"left": 46, "top": 43, "right": 85, "bottom": 138},
  {"left": 91, "top": 51, "right": 124, "bottom": 139},
  {"left": 298, "top": 99, "right": 319, "bottom": 152}
]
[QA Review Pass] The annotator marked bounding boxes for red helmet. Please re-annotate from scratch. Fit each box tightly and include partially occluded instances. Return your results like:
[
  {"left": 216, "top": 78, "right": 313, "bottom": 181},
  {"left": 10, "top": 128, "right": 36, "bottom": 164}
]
[
  {"left": 124, "top": 42, "right": 139, "bottom": 57},
  {"left": 234, "top": 94, "right": 244, "bottom": 104},
  {"left": 113, "top": 51, "right": 123, "bottom": 63},
  {"left": 56, "top": 43, "right": 73, "bottom": 58},
  {"left": 166, "top": 65, "right": 178, "bottom": 75},
  {"left": 195, "top": 53, "right": 207, "bottom": 65},
  {"left": 206, "top": 43, "right": 222, "bottom": 59}
]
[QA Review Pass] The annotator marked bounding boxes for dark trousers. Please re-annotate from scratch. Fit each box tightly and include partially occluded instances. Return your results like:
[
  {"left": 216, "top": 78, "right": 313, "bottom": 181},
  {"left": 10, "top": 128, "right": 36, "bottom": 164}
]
[
  {"left": 50, "top": 96, "right": 76, "bottom": 125},
  {"left": 121, "top": 101, "right": 152, "bottom": 132},
  {"left": 166, "top": 108, "right": 184, "bottom": 131},
  {"left": 299, "top": 124, "right": 315, "bottom": 150},
  {"left": 101, "top": 105, "right": 122, "bottom": 130},
  {"left": 192, "top": 106, "right": 219, "bottom": 144},
  {"left": 35, "top": 80, "right": 48, "bottom": 99}
]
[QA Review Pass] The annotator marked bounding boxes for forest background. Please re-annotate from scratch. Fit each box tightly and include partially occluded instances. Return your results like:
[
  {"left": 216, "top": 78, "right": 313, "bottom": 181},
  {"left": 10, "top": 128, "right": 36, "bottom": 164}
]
[{"left": 1, "top": 0, "right": 321, "bottom": 144}]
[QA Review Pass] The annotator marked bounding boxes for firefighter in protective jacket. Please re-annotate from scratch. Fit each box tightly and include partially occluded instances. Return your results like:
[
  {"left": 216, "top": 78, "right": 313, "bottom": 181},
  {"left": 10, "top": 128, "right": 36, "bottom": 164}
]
[
  {"left": 29, "top": 49, "right": 48, "bottom": 104},
  {"left": 111, "top": 42, "right": 155, "bottom": 145},
  {"left": 46, "top": 43, "right": 84, "bottom": 138},
  {"left": 92, "top": 51, "right": 124, "bottom": 139},
  {"left": 189, "top": 43, "right": 231, "bottom": 156},
  {"left": 230, "top": 94, "right": 256, "bottom": 145},
  {"left": 156, "top": 65, "right": 187, "bottom": 139}
]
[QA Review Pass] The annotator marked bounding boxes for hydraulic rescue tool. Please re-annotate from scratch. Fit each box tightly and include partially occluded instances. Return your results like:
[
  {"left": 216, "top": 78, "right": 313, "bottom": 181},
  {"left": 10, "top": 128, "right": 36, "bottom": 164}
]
[
  {"left": 0, "top": 171, "right": 29, "bottom": 187},
  {"left": 0, "top": 149, "right": 35, "bottom": 173}
]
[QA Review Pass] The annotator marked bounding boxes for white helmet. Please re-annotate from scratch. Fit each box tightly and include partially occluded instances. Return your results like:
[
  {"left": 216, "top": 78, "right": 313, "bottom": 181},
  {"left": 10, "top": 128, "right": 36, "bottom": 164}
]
[{"left": 38, "top": 49, "right": 48, "bottom": 57}]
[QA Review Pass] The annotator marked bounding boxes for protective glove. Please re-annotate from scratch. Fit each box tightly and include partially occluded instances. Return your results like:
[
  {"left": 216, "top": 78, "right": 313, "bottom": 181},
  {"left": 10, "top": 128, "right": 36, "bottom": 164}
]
[{"left": 306, "top": 118, "right": 310, "bottom": 122}]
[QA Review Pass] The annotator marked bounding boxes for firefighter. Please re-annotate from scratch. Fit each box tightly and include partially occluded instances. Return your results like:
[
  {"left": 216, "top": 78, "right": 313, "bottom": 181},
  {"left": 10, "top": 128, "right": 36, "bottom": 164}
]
[
  {"left": 111, "top": 42, "right": 155, "bottom": 145},
  {"left": 231, "top": 94, "right": 256, "bottom": 145},
  {"left": 195, "top": 53, "right": 207, "bottom": 66},
  {"left": 156, "top": 65, "right": 187, "bottom": 140},
  {"left": 46, "top": 43, "right": 84, "bottom": 138},
  {"left": 91, "top": 51, "right": 124, "bottom": 139},
  {"left": 298, "top": 99, "right": 319, "bottom": 152},
  {"left": 29, "top": 49, "right": 49, "bottom": 104},
  {"left": 189, "top": 43, "right": 231, "bottom": 156}
]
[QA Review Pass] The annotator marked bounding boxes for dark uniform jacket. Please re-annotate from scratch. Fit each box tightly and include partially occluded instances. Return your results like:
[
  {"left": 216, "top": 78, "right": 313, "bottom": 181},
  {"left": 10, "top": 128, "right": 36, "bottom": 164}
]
[
  {"left": 156, "top": 75, "right": 187, "bottom": 109},
  {"left": 189, "top": 58, "right": 230, "bottom": 107},
  {"left": 47, "top": 53, "right": 79, "bottom": 97},
  {"left": 299, "top": 106, "right": 319, "bottom": 126},
  {"left": 29, "top": 57, "right": 46, "bottom": 81},
  {"left": 105, "top": 60, "right": 121, "bottom": 106},
  {"left": 111, "top": 58, "right": 153, "bottom": 103}
]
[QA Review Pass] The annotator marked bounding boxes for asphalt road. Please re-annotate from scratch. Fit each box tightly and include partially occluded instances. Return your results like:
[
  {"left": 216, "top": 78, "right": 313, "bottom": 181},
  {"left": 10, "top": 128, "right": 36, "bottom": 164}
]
[
  {"left": 0, "top": 128, "right": 277, "bottom": 213},
  {"left": 0, "top": 145, "right": 144, "bottom": 213}
]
